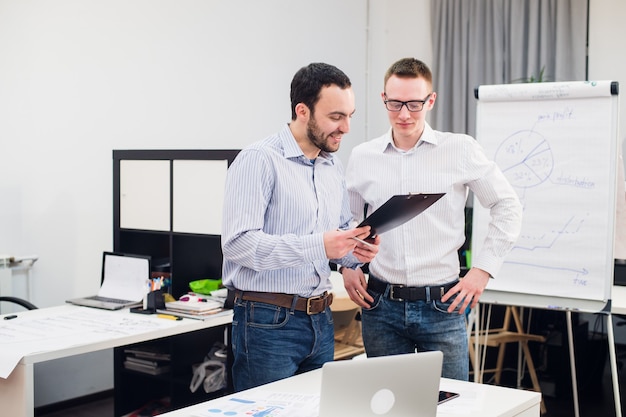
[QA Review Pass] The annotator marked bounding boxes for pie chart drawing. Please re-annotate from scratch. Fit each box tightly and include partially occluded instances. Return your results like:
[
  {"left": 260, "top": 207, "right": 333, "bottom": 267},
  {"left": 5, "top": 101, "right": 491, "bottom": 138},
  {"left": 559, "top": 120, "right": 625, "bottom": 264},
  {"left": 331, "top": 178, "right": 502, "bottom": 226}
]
[{"left": 494, "top": 130, "right": 554, "bottom": 189}]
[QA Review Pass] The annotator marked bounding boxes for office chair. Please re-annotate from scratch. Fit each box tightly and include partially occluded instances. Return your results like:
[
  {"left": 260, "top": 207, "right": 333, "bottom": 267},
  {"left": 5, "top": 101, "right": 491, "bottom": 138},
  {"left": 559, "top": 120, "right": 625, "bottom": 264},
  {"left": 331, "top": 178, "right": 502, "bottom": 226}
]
[{"left": 0, "top": 296, "right": 38, "bottom": 310}]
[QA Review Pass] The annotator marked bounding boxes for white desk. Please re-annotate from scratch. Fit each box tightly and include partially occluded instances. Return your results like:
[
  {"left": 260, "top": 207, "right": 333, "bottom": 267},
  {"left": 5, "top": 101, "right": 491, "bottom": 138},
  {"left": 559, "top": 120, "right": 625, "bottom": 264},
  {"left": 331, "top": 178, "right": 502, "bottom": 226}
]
[
  {"left": 0, "top": 304, "right": 232, "bottom": 417},
  {"left": 159, "top": 367, "right": 541, "bottom": 417}
]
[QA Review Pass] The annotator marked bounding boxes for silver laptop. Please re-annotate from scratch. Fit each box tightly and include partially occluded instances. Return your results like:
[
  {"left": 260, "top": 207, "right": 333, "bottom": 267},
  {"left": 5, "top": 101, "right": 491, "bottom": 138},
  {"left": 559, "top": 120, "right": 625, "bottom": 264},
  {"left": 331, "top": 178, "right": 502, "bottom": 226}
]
[
  {"left": 66, "top": 251, "right": 151, "bottom": 310},
  {"left": 319, "top": 351, "right": 443, "bottom": 417}
]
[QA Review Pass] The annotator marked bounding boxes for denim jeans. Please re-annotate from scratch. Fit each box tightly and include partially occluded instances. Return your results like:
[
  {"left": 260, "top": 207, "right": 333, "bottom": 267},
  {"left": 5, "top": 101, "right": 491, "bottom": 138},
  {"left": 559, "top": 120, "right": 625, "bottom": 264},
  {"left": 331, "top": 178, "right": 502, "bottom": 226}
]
[
  {"left": 361, "top": 284, "right": 469, "bottom": 381},
  {"left": 230, "top": 297, "right": 335, "bottom": 392}
]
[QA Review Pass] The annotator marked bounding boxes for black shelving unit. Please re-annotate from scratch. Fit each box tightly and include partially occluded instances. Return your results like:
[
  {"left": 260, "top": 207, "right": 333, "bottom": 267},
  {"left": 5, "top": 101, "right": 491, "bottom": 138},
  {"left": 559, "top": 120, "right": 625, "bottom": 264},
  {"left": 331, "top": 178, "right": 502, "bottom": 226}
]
[
  {"left": 113, "top": 326, "right": 229, "bottom": 416},
  {"left": 112, "top": 149, "right": 239, "bottom": 298},
  {"left": 112, "top": 149, "right": 239, "bottom": 416}
]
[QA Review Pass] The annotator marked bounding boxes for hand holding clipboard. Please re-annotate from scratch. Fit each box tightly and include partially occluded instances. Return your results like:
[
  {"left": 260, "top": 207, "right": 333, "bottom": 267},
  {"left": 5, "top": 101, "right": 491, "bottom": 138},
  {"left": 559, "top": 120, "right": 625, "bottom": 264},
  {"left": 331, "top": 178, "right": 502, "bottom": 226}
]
[{"left": 357, "top": 193, "right": 445, "bottom": 239}]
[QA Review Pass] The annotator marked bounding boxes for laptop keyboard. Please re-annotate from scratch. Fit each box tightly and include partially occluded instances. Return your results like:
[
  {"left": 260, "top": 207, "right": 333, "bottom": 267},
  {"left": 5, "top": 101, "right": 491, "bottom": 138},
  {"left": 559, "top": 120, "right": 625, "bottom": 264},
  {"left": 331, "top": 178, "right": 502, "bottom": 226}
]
[{"left": 86, "top": 295, "right": 133, "bottom": 304}]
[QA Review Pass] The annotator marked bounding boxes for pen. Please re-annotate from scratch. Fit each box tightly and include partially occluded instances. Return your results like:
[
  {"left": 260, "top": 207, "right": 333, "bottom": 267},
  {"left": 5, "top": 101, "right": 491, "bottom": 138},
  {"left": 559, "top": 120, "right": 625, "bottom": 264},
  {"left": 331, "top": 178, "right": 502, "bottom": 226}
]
[
  {"left": 157, "top": 314, "right": 182, "bottom": 321},
  {"left": 4, "top": 314, "right": 17, "bottom": 320},
  {"left": 351, "top": 236, "right": 375, "bottom": 248}
]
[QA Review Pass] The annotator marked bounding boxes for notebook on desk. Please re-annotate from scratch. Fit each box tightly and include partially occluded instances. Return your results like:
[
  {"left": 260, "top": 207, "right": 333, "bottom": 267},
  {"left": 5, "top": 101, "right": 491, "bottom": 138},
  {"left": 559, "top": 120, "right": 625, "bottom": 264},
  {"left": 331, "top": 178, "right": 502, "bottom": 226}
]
[
  {"left": 66, "top": 251, "right": 151, "bottom": 310},
  {"left": 318, "top": 351, "right": 443, "bottom": 417}
]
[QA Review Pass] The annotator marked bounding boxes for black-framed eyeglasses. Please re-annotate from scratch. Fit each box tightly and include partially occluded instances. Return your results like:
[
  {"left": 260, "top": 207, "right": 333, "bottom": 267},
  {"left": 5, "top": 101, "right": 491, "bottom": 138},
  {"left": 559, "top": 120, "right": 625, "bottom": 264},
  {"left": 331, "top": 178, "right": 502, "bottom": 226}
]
[{"left": 383, "top": 93, "right": 432, "bottom": 112}]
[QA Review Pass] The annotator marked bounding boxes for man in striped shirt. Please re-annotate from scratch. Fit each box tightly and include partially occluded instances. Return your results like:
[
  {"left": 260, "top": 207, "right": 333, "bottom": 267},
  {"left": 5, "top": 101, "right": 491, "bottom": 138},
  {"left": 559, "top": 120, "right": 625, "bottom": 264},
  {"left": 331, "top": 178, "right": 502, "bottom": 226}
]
[
  {"left": 221, "top": 63, "right": 380, "bottom": 391},
  {"left": 342, "top": 58, "right": 522, "bottom": 381}
]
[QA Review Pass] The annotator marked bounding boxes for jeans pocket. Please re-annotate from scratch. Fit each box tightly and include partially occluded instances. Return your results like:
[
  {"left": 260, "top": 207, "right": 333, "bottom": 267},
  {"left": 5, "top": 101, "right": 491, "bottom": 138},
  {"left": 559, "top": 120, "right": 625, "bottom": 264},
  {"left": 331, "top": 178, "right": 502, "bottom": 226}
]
[
  {"left": 325, "top": 307, "right": 335, "bottom": 325},
  {"left": 362, "top": 290, "right": 383, "bottom": 311},
  {"left": 246, "top": 301, "right": 290, "bottom": 329},
  {"left": 432, "top": 296, "right": 459, "bottom": 314}
]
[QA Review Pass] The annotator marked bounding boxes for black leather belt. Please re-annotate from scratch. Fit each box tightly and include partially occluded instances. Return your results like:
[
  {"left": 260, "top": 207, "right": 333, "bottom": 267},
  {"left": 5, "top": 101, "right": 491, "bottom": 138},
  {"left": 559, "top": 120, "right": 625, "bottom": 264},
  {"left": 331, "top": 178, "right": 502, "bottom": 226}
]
[
  {"left": 368, "top": 274, "right": 458, "bottom": 302},
  {"left": 234, "top": 290, "right": 333, "bottom": 315}
]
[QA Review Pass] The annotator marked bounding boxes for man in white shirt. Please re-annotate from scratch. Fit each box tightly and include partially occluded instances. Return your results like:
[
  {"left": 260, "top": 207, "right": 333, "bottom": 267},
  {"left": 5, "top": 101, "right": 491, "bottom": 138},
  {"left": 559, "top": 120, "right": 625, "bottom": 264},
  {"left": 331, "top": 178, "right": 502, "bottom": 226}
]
[{"left": 342, "top": 58, "right": 522, "bottom": 380}]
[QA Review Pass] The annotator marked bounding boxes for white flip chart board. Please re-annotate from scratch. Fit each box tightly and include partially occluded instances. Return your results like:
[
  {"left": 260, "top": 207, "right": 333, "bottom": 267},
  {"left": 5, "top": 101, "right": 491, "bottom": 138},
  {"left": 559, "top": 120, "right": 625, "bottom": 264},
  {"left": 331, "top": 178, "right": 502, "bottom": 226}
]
[{"left": 472, "top": 81, "right": 620, "bottom": 312}]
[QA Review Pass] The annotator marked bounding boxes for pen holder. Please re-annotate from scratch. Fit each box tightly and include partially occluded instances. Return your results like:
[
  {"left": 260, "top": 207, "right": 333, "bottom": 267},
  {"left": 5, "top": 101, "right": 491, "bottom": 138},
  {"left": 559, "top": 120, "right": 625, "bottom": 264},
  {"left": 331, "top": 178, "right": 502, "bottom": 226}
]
[{"left": 147, "top": 290, "right": 166, "bottom": 311}]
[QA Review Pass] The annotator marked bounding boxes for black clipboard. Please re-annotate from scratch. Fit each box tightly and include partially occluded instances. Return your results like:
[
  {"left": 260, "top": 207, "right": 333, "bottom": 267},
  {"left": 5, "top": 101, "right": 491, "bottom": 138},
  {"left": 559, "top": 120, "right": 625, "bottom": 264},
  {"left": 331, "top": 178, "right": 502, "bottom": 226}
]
[{"left": 357, "top": 193, "right": 445, "bottom": 239}]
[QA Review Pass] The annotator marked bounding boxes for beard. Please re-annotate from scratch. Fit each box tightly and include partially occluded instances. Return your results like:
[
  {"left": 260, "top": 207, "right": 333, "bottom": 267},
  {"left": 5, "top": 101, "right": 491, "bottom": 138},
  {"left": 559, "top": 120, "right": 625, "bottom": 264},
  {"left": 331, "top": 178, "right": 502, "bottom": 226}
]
[{"left": 306, "top": 116, "right": 340, "bottom": 153}]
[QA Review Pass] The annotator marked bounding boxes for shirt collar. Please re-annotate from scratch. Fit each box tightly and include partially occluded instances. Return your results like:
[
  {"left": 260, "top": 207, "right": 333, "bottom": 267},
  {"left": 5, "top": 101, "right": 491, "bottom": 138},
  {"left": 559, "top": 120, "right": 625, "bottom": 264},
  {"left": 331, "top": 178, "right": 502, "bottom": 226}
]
[
  {"left": 279, "top": 124, "right": 335, "bottom": 164},
  {"left": 380, "top": 122, "right": 438, "bottom": 153}
]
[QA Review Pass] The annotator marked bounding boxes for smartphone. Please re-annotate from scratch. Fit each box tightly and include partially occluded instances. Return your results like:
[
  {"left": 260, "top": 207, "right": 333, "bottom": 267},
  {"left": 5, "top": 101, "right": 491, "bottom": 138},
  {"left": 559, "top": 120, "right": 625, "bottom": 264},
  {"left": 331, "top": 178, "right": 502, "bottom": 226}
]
[{"left": 438, "top": 390, "right": 460, "bottom": 404}]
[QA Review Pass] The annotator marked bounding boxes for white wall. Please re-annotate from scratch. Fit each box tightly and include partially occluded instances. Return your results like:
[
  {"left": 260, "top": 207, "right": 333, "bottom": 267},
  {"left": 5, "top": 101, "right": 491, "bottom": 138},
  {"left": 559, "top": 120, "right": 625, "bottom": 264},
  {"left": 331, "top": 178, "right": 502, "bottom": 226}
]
[
  {"left": 365, "top": 0, "right": 433, "bottom": 139},
  {"left": 588, "top": 0, "right": 626, "bottom": 156}
]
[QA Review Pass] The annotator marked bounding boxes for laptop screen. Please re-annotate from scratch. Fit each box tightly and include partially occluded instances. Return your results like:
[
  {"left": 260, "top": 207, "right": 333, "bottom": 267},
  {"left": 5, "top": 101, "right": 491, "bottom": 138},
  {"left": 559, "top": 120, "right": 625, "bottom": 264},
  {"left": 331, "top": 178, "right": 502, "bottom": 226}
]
[{"left": 98, "top": 252, "right": 151, "bottom": 301}]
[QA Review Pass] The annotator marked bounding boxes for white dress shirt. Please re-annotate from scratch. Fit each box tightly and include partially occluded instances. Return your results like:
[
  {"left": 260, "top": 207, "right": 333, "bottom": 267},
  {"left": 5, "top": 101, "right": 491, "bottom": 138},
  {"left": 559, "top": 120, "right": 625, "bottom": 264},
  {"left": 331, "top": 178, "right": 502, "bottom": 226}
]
[{"left": 345, "top": 123, "right": 522, "bottom": 286}]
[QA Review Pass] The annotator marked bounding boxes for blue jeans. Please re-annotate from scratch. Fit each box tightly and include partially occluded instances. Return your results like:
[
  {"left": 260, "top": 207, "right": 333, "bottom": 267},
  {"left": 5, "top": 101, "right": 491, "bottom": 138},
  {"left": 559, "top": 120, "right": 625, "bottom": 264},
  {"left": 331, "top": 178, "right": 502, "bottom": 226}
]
[
  {"left": 361, "top": 284, "right": 469, "bottom": 381},
  {"left": 230, "top": 297, "right": 335, "bottom": 392}
]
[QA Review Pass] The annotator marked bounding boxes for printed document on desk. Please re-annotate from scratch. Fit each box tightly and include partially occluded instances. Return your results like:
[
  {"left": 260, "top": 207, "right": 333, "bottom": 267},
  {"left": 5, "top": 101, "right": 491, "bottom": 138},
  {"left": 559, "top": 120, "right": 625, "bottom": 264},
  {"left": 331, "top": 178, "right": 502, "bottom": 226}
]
[
  {"left": 0, "top": 305, "right": 180, "bottom": 379},
  {"left": 357, "top": 193, "right": 445, "bottom": 239},
  {"left": 189, "top": 391, "right": 319, "bottom": 417},
  {"left": 184, "top": 388, "right": 483, "bottom": 417}
]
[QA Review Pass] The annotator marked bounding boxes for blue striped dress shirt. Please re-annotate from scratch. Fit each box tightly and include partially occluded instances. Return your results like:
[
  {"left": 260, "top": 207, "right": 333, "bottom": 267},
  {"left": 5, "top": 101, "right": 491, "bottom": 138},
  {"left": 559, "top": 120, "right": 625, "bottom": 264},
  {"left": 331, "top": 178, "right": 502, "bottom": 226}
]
[{"left": 221, "top": 124, "right": 359, "bottom": 297}]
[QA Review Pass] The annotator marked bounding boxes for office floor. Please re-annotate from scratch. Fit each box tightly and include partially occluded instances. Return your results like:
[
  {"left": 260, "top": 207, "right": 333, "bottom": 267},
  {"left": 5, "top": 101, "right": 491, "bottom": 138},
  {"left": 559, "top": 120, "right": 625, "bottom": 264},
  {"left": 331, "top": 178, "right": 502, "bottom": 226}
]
[{"left": 36, "top": 347, "right": 626, "bottom": 417}]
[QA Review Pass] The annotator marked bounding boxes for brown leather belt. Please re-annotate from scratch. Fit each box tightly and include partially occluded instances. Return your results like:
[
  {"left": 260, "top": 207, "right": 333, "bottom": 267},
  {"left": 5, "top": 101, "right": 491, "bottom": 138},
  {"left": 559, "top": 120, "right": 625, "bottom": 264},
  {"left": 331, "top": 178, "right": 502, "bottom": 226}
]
[
  {"left": 368, "top": 274, "right": 458, "bottom": 302},
  {"left": 234, "top": 290, "right": 333, "bottom": 315}
]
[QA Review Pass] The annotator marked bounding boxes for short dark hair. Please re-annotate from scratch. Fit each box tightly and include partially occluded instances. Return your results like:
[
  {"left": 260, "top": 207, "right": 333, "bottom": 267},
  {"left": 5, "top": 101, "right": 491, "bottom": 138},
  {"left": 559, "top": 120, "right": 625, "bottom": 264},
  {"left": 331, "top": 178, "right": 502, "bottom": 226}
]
[
  {"left": 290, "top": 63, "right": 352, "bottom": 120},
  {"left": 384, "top": 58, "right": 432, "bottom": 88}
]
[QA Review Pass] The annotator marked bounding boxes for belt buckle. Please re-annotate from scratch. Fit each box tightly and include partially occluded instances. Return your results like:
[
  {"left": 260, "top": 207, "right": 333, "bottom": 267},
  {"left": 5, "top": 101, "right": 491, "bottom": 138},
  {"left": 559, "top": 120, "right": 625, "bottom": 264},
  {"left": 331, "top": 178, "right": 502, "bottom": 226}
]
[
  {"left": 306, "top": 295, "right": 324, "bottom": 315},
  {"left": 439, "top": 286, "right": 446, "bottom": 298},
  {"left": 389, "top": 285, "right": 405, "bottom": 301}
]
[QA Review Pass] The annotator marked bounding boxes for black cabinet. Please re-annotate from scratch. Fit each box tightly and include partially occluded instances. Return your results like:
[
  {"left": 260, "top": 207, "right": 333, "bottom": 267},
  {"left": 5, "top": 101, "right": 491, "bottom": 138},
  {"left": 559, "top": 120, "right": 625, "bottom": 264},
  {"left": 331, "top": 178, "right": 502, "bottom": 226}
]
[
  {"left": 112, "top": 149, "right": 239, "bottom": 416},
  {"left": 112, "top": 149, "right": 239, "bottom": 298},
  {"left": 113, "top": 326, "right": 229, "bottom": 416}
]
